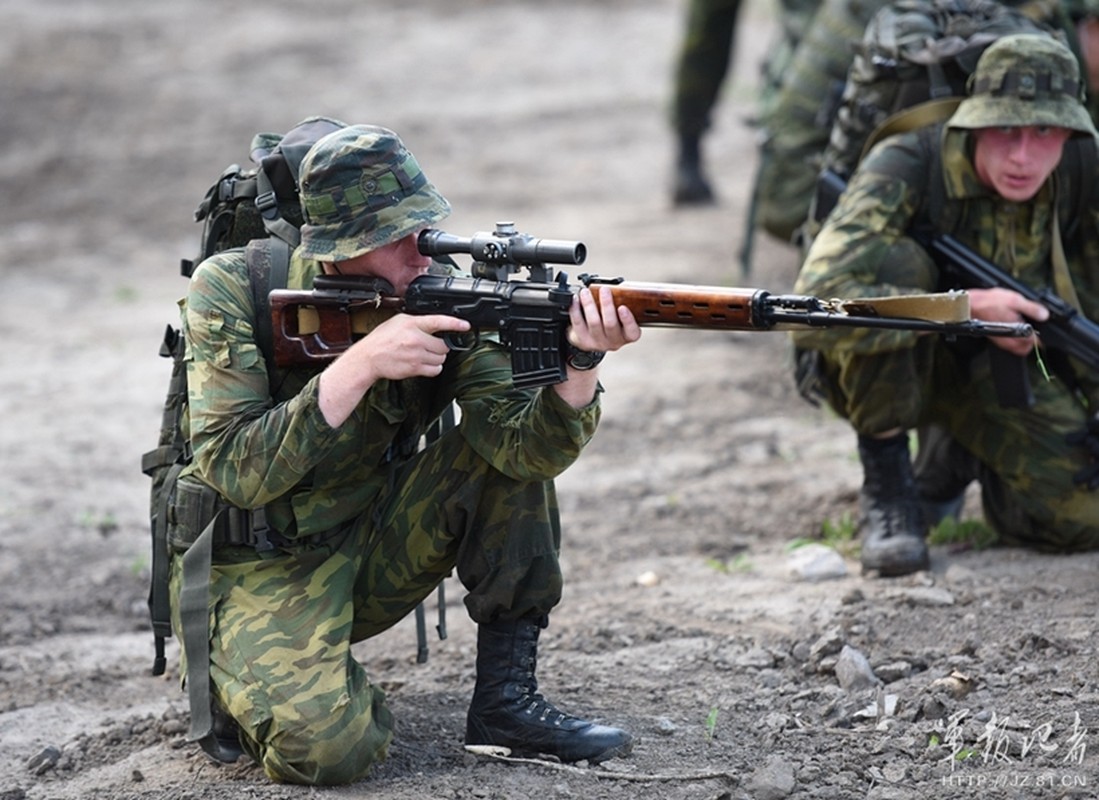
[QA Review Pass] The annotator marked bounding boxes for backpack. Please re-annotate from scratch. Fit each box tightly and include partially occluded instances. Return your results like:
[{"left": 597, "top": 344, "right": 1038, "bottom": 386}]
[
  {"left": 141, "top": 116, "right": 346, "bottom": 681},
  {"left": 819, "top": 0, "right": 1056, "bottom": 183}
]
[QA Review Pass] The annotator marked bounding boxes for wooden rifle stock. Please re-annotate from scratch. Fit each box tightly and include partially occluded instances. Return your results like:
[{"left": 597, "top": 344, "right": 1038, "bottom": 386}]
[{"left": 270, "top": 285, "right": 400, "bottom": 368}]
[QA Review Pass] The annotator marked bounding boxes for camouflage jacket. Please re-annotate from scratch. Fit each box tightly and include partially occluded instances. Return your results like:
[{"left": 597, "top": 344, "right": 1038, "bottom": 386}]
[
  {"left": 179, "top": 249, "right": 601, "bottom": 540},
  {"left": 793, "top": 122, "right": 1099, "bottom": 406}
]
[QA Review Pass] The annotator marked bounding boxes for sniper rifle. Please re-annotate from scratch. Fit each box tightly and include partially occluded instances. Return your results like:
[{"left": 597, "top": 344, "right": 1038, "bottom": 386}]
[{"left": 268, "top": 222, "right": 1033, "bottom": 390}]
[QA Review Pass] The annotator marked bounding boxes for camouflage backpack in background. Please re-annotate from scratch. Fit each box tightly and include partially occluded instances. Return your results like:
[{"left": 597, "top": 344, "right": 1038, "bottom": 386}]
[
  {"left": 141, "top": 116, "right": 347, "bottom": 678},
  {"left": 820, "top": 0, "right": 1057, "bottom": 184},
  {"left": 744, "top": 0, "right": 1071, "bottom": 265}
]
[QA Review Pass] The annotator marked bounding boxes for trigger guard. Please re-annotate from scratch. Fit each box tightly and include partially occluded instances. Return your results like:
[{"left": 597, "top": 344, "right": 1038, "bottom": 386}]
[{"left": 443, "top": 330, "right": 479, "bottom": 351}]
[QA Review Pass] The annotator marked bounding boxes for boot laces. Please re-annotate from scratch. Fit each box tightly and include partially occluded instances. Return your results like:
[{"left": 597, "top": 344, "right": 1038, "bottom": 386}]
[
  {"left": 515, "top": 653, "right": 569, "bottom": 726},
  {"left": 520, "top": 693, "right": 568, "bottom": 726}
]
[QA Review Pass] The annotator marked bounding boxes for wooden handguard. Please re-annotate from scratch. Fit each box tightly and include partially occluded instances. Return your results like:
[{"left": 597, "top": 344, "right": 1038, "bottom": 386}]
[{"left": 586, "top": 281, "right": 763, "bottom": 330}]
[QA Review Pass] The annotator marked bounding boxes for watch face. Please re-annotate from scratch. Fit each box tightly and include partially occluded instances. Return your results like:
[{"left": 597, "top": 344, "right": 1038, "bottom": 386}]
[{"left": 567, "top": 349, "right": 605, "bottom": 370}]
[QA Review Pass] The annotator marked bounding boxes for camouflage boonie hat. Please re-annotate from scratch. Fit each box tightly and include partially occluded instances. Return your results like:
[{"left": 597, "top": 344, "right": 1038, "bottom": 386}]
[
  {"left": 948, "top": 33, "right": 1097, "bottom": 137},
  {"left": 298, "top": 125, "right": 451, "bottom": 261}
]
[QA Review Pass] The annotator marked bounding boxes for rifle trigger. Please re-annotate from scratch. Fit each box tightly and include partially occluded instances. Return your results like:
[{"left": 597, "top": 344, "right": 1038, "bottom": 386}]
[{"left": 442, "top": 330, "right": 479, "bottom": 352}]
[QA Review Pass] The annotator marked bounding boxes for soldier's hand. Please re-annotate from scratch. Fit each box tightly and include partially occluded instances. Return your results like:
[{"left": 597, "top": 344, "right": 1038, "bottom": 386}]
[
  {"left": 967, "top": 287, "right": 1047, "bottom": 357},
  {"left": 319, "top": 313, "right": 470, "bottom": 428},
  {"left": 359, "top": 313, "right": 471, "bottom": 382},
  {"left": 566, "top": 286, "right": 641, "bottom": 354}
]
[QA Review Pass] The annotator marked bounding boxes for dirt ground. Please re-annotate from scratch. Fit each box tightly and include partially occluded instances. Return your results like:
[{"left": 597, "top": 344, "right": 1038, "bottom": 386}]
[{"left": 2, "top": 1, "right": 1099, "bottom": 798}]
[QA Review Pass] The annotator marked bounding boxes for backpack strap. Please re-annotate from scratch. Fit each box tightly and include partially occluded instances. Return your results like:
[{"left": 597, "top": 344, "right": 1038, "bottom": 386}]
[
  {"left": 1054, "top": 136, "right": 1095, "bottom": 249},
  {"left": 254, "top": 167, "right": 302, "bottom": 248},
  {"left": 915, "top": 123, "right": 961, "bottom": 239},
  {"left": 245, "top": 238, "right": 292, "bottom": 370},
  {"left": 859, "top": 97, "right": 964, "bottom": 164},
  {"left": 1049, "top": 139, "right": 1092, "bottom": 312},
  {"left": 180, "top": 509, "right": 224, "bottom": 749}
]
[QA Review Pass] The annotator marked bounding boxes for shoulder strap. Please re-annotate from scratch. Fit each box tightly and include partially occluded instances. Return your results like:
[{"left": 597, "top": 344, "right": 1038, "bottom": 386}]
[
  {"left": 1054, "top": 136, "right": 1094, "bottom": 246},
  {"left": 141, "top": 324, "right": 190, "bottom": 677},
  {"left": 913, "top": 124, "right": 959, "bottom": 237},
  {"left": 859, "top": 97, "right": 964, "bottom": 165},
  {"left": 245, "top": 238, "right": 292, "bottom": 370},
  {"left": 254, "top": 167, "right": 302, "bottom": 248},
  {"left": 1050, "top": 142, "right": 1089, "bottom": 312}
]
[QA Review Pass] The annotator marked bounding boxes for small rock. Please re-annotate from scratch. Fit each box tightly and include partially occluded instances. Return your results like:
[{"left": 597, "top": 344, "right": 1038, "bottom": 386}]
[
  {"left": 835, "top": 645, "right": 880, "bottom": 692},
  {"left": 809, "top": 626, "right": 845, "bottom": 662},
  {"left": 786, "top": 543, "right": 848, "bottom": 582},
  {"left": 841, "top": 587, "right": 865, "bottom": 605},
  {"left": 736, "top": 647, "right": 776, "bottom": 669},
  {"left": 761, "top": 711, "right": 791, "bottom": 732},
  {"left": 635, "top": 570, "right": 660, "bottom": 587},
  {"left": 892, "top": 586, "right": 955, "bottom": 607},
  {"left": 874, "top": 660, "right": 914, "bottom": 684},
  {"left": 746, "top": 755, "right": 796, "bottom": 800},
  {"left": 929, "top": 669, "right": 974, "bottom": 699},
  {"left": 790, "top": 641, "right": 812, "bottom": 662},
  {"left": 26, "top": 746, "right": 61, "bottom": 776},
  {"left": 654, "top": 717, "right": 677, "bottom": 736}
]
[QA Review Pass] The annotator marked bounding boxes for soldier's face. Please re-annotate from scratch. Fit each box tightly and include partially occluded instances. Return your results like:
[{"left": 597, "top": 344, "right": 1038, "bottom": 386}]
[
  {"left": 972, "top": 125, "right": 1072, "bottom": 202},
  {"left": 327, "top": 231, "right": 431, "bottom": 294}
]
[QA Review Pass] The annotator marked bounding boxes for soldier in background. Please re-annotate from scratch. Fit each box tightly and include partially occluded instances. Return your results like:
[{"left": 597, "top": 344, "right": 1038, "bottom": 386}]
[
  {"left": 748, "top": 0, "right": 1099, "bottom": 254},
  {"left": 790, "top": 34, "right": 1099, "bottom": 576},
  {"left": 669, "top": 0, "right": 820, "bottom": 205},
  {"left": 670, "top": 0, "right": 742, "bottom": 205}
]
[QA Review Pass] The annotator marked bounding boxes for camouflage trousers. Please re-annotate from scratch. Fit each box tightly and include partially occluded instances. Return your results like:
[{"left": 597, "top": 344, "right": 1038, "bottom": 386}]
[
  {"left": 806, "top": 338, "right": 1099, "bottom": 551},
  {"left": 170, "top": 427, "right": 563, "bottom": 785},
  {"left": 671, "top": 0, "right": 742, "bottom": 138}
]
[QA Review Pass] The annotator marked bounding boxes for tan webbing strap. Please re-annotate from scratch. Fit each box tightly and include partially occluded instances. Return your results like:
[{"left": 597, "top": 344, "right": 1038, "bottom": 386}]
[{"left": 860, "top": 97, "right": 964, "bottom": 163}]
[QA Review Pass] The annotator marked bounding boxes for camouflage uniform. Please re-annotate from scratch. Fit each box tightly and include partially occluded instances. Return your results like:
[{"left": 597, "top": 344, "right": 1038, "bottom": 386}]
[
  {"left": 792, "top": 34, "right": 1099, "bottom": 553},
  {"left": 752, "top": 0, "right": 1091, "bottom": 246},
  {"left": 754, "top": 0, "right": 882, "bottom": 242},
  {"left": 170, "top": 127, "right": 609, "bottom": 783}
]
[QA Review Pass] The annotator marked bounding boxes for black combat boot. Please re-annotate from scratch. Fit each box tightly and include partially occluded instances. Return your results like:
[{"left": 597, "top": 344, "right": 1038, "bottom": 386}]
[
  {"left": 672, "top": 134, "right": 715, "bottom": 206},
  {"left": 465, "top": 617, "right": 633, "bottom": 764},
  {"left": 857, "top": 432, "right": 930, "bottom": 577},
  {"left": 199, "top": 700, "right": 245, "bottom": 763}
]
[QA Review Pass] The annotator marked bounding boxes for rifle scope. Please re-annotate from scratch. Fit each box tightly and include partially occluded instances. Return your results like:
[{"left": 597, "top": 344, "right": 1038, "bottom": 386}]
[{"left": 418, "top": 222, "right": 586, "bottom": 266}]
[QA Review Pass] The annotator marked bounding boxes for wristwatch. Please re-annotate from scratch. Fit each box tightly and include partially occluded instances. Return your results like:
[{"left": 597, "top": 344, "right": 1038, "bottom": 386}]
[{"left": 565, "top": 343, "right": 605, "bottom": 371}]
